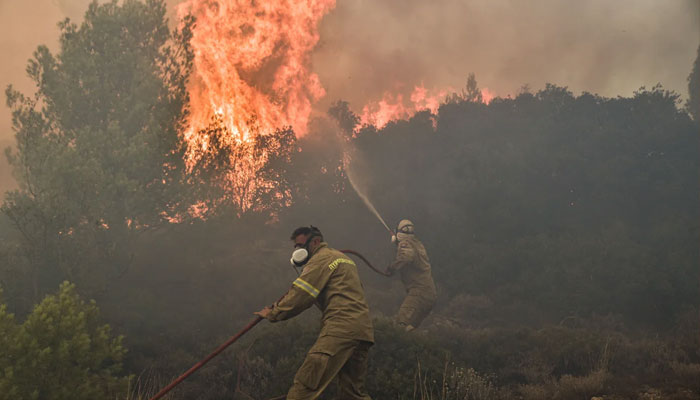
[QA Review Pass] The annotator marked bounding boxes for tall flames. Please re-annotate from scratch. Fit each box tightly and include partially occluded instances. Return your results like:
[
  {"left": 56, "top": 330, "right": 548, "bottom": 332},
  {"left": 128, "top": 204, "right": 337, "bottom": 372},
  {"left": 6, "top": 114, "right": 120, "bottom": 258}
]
[
  {"left": 175, "top": 0, "right": 335, "bottom": 211},
  {"left": 176, "top": 0, "right": 335, "bottom": 163},
  {"left": 174, "top": 0, "right": 495, "bottom": 211}
]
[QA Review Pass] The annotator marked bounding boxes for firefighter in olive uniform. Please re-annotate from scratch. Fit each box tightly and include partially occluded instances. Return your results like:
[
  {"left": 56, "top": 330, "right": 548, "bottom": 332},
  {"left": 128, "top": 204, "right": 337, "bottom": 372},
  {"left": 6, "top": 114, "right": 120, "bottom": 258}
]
[
  {"left": 386, "top": 219, "right": 437, "bottom": 332},
  {"left": 255, "top": 226, "right": 374, "bottom": 400}
]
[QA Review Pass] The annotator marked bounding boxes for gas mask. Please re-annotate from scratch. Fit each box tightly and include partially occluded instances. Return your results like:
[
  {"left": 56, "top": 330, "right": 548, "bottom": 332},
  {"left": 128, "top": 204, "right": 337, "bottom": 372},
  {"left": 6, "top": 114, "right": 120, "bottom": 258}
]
[
  {"left": 391, "top": 220, "right": 414, "bottom": 244},
  {"left": 290, "top": 233, "right": 318, "bottom": 267},
  {"left": 391, "top": 232, "right": 412, "bottom": 244},
  {"left": 290, "top": 247, "right": 310, "bottom": 267}
]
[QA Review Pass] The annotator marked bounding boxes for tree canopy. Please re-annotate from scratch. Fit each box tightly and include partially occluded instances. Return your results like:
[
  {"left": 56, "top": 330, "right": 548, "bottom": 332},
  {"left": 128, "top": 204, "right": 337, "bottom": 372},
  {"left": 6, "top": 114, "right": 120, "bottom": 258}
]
[{"left": 2, "top": 0, "right": 193, "bottom": 301}]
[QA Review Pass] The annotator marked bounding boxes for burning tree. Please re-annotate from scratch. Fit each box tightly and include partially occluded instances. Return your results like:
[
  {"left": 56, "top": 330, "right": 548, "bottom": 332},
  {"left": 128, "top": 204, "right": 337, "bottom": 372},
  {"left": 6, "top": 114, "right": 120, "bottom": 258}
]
[
  {"left": 175, "top": 0, "right": 334, "bottom": 207},
  {"left": 185, "top": 117, "right": 298, "bottom": 215}
]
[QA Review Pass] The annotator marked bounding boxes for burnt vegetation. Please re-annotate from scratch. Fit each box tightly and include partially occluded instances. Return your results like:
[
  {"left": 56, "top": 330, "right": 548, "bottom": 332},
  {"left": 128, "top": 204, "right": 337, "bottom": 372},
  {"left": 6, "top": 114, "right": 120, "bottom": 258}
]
[{"left": 1, "top": 1, "right": 699, "bottom": 399}]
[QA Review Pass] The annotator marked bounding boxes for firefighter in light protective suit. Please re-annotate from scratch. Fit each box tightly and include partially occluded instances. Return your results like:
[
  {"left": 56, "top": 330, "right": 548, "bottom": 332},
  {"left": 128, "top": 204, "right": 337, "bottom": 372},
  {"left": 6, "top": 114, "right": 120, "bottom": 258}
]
[
  {"left": 255, "top": 226, "right": 373, "bottom": 400},
  {"left": 386, "top": 219, "right": 437, "bottom": 332}
]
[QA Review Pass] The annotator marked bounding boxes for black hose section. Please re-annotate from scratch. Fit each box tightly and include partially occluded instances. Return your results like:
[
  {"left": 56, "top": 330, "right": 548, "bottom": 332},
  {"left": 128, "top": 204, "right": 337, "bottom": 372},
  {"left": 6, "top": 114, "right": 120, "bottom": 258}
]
[{"left": 340, "top": 249, "right": 391, "bottom": 277}]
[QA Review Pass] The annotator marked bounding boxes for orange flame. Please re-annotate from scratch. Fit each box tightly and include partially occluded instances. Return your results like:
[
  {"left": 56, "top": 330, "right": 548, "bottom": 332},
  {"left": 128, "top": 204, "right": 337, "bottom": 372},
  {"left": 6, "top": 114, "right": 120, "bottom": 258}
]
[
  {"left": 175, "top": 0, "right": 335, "bottom": 212},
  {"left": 172, "top": 0, "right": 499, "bottom": 213},
  {"left": 481, "top": 87, "right": 495, "bottom": 104},
  {"left": 358, "top": 84, "right": 495, "bottom": 130},
  {"left": 358, "top": 85, "right": 449, "bottom": 129},
  {"left": 177, "top": 0, "right": 335, "bottom": 164}
]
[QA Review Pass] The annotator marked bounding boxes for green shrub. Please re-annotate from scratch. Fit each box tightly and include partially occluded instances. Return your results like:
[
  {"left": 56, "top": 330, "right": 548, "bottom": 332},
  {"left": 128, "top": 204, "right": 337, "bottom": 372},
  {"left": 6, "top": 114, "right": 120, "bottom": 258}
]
[{"left": 0, "top": 282, "right": 130, "bottom": 400}]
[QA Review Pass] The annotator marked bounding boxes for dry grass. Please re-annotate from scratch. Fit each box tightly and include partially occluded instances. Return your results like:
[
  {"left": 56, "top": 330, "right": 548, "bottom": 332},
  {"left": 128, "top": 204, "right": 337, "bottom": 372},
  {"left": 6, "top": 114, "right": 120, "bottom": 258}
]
[
  {"left": 123, "top": 370, "right": 177, "bottom": 400},
  {"left": 670, "top": 362, "right": 700, "bottom": 393},
  {"left": 555, "top": 369, "right": 609, "bottom": 399},
  {"left": 414, "top": 358, "right": 502, "bottom": 400}
]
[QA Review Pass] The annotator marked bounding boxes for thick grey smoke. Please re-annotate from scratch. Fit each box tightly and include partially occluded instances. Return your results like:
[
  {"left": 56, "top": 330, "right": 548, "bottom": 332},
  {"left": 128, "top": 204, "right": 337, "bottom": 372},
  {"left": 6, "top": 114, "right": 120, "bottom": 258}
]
[
  {"left": 312, "top": 0, "right": 700, "bottom": 111},
  {"left": 1, "top": 0, "right": 698, "bottom": 194}
]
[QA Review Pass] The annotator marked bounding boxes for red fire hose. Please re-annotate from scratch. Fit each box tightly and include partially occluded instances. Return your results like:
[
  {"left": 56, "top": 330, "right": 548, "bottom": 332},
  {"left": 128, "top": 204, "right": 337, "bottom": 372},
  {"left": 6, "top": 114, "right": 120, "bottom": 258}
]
[
  {"left": 149, "top": 316, "right": 262, "bottom": 400},
  {"left": 148, "top": 249, "right": 386, "bottom": 400}
]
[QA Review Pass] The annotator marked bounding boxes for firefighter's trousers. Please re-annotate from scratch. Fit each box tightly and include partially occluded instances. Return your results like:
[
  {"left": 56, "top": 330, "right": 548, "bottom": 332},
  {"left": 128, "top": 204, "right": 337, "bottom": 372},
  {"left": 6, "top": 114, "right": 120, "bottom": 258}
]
[
  {"left": 397, "top": 288, "right": 436, "bottom": 329},
  {"left": 286, "top": 335, "right": 372, "bottom": 400}
]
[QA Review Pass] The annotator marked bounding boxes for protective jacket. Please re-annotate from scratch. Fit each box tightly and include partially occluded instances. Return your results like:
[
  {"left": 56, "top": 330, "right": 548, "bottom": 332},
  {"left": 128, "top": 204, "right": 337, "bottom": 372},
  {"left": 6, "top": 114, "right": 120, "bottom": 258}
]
[
  {"left": 388, "top": 236, "right": 437, "bottom": 295},
  {"left": 267, "top": 242, "right": 374, "bottom": 343},
  {"left": 388, "top": 236, "right": 437, "bottom": 329}
]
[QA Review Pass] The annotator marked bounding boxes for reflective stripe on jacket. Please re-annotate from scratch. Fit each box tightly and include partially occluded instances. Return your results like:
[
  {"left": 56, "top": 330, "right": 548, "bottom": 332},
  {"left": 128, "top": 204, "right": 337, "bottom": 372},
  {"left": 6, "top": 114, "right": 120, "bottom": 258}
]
[{"left": 266, "top": 243, "right": 374, "bottom": 343}]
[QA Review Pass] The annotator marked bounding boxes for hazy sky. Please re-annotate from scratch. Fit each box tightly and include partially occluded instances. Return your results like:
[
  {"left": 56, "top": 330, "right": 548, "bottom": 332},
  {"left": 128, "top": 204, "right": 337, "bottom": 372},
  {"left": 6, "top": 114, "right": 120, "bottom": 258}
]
[
  {"left": 1, "top": 0, "right": 698, "bottom": 193},
  {"left": 312, "top": 0, "right": 699, "bottom": 110}
]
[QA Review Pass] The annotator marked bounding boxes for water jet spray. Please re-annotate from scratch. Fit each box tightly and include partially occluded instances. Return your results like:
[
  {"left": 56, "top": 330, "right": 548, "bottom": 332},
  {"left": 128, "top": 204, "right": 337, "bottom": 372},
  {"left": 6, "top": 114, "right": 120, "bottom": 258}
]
[{"left": 342, "top": 151, "right": 394, "bottom": 237}]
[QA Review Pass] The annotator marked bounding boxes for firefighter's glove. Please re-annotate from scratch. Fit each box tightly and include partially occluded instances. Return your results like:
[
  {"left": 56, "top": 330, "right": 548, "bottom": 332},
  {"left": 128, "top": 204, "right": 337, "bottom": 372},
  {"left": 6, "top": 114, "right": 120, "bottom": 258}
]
[{"left": 254, "top": 306, "right": 273, "bottom": 319}]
